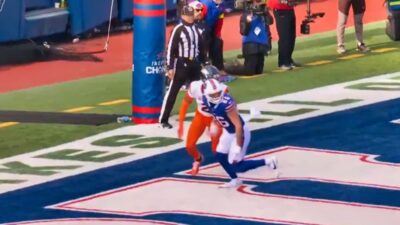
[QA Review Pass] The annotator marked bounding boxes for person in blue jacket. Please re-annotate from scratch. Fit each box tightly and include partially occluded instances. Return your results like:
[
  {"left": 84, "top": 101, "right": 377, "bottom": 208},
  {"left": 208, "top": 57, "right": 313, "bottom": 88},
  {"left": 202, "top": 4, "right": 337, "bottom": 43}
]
[{"left": 225, "top": 0, "right": 273, "bottom": 76}]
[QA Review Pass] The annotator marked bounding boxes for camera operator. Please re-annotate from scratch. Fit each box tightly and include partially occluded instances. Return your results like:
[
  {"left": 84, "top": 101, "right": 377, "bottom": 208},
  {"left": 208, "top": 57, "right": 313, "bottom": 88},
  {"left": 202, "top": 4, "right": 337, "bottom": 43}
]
[
  {"left": 225, "top": 0, "right": 272, "bottom": 76},
  {"left": 269, "top": 0, "right": 300, "bottom": 70}
]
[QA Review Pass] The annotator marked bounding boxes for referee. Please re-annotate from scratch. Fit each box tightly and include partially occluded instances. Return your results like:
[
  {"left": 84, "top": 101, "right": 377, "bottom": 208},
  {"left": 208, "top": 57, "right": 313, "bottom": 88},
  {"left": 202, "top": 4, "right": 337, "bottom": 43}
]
[{"left": 159, "top": 5, "right": 207, "bottom": 129}]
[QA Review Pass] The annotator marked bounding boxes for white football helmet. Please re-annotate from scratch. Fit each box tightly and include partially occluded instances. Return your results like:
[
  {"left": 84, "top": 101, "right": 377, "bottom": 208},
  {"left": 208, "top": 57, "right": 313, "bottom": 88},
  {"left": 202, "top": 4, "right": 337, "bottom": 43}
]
[
  {"left": 201, "top": 65, "right": 220, "bottom": 80},
  {"left": 204, "top": 78, "right": 223, "bottom": 104}
]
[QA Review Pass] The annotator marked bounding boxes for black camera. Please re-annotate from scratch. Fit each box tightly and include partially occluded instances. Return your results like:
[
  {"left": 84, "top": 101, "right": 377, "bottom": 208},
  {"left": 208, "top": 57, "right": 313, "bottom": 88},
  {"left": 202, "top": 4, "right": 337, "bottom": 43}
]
[
  {"left": 279, "top": 0, "right": 297, "bottom": 7},
  {"left": 300, "top": 12, "right": 325, "bottom": 34},
  {"left": 234, "top": 0, "right": 250, "bottom": 10},
  {"left": 300, "top": 21, "right": 310, "bottom": 35},
  {"left": 249, "top": 3, "right": 267, "bottom": 16},
  {"left": 235, "top": 0, "right": 266, "bottom": 16}
]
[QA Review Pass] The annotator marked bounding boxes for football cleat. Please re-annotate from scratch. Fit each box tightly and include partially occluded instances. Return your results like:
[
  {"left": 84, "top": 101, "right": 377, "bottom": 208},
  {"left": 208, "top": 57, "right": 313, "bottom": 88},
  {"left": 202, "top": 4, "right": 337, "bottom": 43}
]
[
  {"left": 266, "top": 156, "right": 278, "bottom": 170},
  {"left": 191, "top": 155, "right": 203, "bottom": 176},
  {"left": 191, "top": 160, "right": 201, "bottom": 176},
  {"left": 219, "top": 178, "right": 243, "bottom": 188}
]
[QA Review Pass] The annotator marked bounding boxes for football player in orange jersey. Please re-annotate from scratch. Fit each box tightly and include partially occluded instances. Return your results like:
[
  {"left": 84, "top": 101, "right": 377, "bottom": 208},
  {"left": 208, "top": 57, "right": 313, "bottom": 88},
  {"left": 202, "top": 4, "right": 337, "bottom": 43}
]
[{"left": 178, "top": 67, "right": 227, "bottom": 175}]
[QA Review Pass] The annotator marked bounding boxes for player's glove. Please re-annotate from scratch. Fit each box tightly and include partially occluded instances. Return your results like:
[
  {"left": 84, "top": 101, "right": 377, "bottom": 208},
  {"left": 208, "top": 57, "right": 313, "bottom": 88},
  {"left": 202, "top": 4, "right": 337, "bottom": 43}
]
[
  {"left": 209, "top": 120, "right": 220, "bottom": 138},
  {"left": 228, "top": 144, "right": 242, "bottom": 164}
]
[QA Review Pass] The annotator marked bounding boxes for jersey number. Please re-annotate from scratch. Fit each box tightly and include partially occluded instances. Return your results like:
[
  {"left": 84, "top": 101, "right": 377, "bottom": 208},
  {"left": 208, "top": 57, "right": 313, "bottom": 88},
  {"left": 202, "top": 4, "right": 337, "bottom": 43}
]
[{"left": 215, "top": 116, "right": 230, "bottom": 127}]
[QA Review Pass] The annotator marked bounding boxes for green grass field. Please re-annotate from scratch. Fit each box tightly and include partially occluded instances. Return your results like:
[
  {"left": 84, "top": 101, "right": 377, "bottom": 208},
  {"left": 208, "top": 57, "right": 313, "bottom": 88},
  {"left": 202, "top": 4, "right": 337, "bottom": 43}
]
[{"left": 0, "top": 21, "right": 399, "bottom": 159}]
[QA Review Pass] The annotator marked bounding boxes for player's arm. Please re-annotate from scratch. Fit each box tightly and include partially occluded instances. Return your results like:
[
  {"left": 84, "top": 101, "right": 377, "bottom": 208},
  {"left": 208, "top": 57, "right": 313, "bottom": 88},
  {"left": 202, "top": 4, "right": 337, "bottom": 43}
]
[
  {"left": 178, "top": 92, "right": 194, "bottom": 139},
  {"left": 240, "top": 11, "right": 251, "bottom": 36},
  {"left": 227, "top": 105, "right": 244, "bottom": 147}
]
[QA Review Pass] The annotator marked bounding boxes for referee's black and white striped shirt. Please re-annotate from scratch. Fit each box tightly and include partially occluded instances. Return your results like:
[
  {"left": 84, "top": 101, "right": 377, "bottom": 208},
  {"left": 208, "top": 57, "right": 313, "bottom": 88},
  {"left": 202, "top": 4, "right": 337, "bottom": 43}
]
[{"left": 167, "top": 20, "right": 206, "bottom": 70}]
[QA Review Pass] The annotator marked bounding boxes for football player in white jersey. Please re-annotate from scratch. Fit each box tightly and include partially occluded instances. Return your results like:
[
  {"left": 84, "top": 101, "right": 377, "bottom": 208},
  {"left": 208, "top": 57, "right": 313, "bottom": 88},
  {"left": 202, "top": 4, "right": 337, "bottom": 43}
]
[{"left": 202, "top": 78, "right": 278, "bottom": 188}]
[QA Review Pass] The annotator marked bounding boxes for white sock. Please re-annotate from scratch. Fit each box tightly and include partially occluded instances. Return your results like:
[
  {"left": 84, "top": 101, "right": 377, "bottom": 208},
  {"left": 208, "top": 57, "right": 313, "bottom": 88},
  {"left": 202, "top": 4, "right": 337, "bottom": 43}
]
[{"left": 264, "top": 157, "right": 272, "bottom": 166}]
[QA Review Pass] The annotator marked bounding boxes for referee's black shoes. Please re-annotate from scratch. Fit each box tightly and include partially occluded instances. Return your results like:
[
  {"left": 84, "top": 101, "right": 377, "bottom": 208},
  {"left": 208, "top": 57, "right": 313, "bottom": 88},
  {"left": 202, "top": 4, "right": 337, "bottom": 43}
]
[{"left": 161, "top": 122, "right": 173, "bottom": 129}]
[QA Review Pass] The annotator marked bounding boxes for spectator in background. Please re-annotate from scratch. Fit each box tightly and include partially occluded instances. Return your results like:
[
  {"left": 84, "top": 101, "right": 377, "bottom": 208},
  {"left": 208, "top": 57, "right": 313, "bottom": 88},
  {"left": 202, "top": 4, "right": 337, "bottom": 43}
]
[
  {"left": 189, "top": 1, "right": 207, "bottom": 41},
  {"left": 177, "top": 0, "right": 188, "bottom": 18},
  {"left": 337, "top": 0, "right": 370, "bottom": 54},
  {"left": 225, "top": 0, "right": 273, "bottom": 76},
  {"left": 200, "top": 0, "right": 227, "bottom": 75},
  {"left": 189, "top": 0, "right": 205, "bottom": 21},
  {"left": 268, "top": 0, "right": 299, "bottom": 71}
]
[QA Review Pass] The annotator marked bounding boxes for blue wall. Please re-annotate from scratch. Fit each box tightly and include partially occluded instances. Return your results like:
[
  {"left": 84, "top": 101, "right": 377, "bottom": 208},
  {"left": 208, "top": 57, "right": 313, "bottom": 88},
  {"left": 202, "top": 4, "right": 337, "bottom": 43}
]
[
  {"left": 0, "top": 0, "right": 235, "bottom": 43},
  {"left": 0, "top": 0, "right": 24, "bottom": 42},
  {"left": 68, "top": 0, "right": 118, "bottom": 35}
]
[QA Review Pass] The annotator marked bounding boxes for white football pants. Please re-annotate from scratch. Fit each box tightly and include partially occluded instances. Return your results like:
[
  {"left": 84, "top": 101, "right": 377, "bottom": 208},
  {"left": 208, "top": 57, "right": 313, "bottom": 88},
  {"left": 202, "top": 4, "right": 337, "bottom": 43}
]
[{"left": 216, "top": 124, "right": 251, "bottom": 163}]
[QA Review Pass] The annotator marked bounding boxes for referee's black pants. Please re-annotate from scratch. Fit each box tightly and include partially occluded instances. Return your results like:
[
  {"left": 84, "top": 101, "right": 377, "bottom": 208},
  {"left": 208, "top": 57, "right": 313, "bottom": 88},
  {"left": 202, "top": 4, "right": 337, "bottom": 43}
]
[
  {"left": 159, "top": 59, "right": 201, "bottom": 124},
  {"left": 273, "top": 9, "right": 296, "bottom": 67}
]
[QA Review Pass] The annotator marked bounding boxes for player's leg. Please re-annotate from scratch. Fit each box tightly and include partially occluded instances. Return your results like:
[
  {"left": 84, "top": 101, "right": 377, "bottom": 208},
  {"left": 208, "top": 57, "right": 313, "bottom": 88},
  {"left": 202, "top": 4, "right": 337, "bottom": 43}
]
[
  {"left": 234, "top": 157, "right": 278, "bottom": 172},
  {"left": 228, "top": 124, "right": 251, "bottom": 164},
  {"left": 233, "top": 125, "right": 278, "bottom": 172},
  {"left": 186, "top": 111, "right": 207, "bottom": 175},
  {"left": 207, "top": 118, "right": 222, "bottom": 153},
  {"left": 216, "top": 130, "right": 241, "bottom": 188}
]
